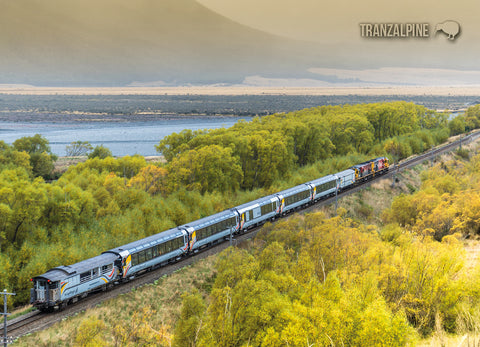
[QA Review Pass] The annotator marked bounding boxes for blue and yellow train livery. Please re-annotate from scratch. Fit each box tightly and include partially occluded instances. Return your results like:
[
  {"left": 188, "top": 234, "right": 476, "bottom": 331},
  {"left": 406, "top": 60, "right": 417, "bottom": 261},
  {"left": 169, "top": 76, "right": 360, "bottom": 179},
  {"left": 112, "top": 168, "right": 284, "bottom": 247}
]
[
  {"left": 31, "top": 253, "right": 118, "bottom": 311},
  {"left": 31, "top": 157, "right": 389, "bottom": 312}
]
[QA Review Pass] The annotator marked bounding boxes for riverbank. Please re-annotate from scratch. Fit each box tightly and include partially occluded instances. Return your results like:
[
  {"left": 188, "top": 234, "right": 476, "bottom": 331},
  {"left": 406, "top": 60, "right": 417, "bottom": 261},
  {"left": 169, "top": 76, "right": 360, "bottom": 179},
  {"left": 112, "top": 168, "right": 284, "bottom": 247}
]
[{"left": 53, "top": 155, "right": 165, "bottom": 174}]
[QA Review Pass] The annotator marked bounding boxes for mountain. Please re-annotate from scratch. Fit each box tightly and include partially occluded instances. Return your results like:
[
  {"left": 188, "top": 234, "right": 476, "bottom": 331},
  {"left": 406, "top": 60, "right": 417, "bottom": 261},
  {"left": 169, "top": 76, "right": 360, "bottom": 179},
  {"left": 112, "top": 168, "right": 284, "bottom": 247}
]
[{"left": 0, "top": 0, "right": 335, "bottom": 86}]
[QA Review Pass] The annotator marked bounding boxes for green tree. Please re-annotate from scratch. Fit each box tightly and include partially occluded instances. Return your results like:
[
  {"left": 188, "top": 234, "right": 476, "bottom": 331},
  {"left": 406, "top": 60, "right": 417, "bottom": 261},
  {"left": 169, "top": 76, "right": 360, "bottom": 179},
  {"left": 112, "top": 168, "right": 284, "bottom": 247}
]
[
  {"left": 173, "top": 290, "right": 206, "bottom": 347},
  {"left": 0, "top": 168, "right": 48, "bottom": 246},
  {"left": 0, "top": 141, "right": 32, "bottom": 173},
  {"left": 88, "top": 145, "right": 112, "bottom": 159},
  {"left": 167, "top": 145, "right": 243, "bottom": 193},
  {"left": 448, "top": 117, "right": 466, "bottom": 136},
  {"left": 13, "top": 134, "right": 57, "bottom": 178}
]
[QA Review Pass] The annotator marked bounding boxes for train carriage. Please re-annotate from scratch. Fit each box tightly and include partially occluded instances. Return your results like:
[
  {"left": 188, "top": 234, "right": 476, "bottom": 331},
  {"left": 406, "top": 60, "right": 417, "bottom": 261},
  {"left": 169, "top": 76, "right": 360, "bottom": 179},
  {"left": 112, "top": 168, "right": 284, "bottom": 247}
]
[
  {"left": 105, "top": 228, "right": 188, "bottom": 280},
  {"left": 335, "top": 169, "right": 356, "bottom": 190},
  {"left": 276, "top": 184, "right": 312, "bottom": 215},
  {"left": 234, "top": 194, "right": 281, "bottom": 232},
  {"left": 180, "top": 210, "right": 238, "bottom": 251},
  {"left": 31, "top": 252, "right": 118, "bottom": 311},
  {"left": 306, "top": 174, "right": 337, "bottom": 202}
]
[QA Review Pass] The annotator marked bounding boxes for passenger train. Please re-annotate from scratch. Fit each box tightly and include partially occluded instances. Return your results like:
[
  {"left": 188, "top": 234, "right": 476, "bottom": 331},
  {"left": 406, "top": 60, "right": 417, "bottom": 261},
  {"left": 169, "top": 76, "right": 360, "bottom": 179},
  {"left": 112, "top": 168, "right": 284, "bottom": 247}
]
[{"left": 30, "top": 157, "right": 389, "bottom": 311}]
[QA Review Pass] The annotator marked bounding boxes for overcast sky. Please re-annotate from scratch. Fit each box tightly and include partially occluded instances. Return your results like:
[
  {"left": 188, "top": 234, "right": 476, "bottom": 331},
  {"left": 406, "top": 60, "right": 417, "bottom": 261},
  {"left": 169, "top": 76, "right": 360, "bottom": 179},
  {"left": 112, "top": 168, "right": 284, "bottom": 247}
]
[
  {"left": 0, "top": 0, "right": 478, "bottom": 86},
  {"left": 197, "top": 0, "right": 477, "bottom": 43},
  {"left": 195, "top": 0, "right": 480, "bottom": 85}
]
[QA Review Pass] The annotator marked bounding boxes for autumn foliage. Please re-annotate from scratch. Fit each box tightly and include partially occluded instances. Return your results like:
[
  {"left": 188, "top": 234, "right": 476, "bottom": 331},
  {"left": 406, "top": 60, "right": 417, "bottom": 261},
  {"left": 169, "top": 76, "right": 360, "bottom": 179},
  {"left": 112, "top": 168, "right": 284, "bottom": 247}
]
[{"left": 0, "top": 101, "right": 477, "bottom": 334}]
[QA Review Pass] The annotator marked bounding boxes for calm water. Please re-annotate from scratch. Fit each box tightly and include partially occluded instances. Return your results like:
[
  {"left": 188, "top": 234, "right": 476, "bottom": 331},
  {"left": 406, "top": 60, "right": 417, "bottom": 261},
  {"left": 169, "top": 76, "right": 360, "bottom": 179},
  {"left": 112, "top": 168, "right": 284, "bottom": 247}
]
[{"left": 0, "top": 117, "right": 250, "bottom": 156}]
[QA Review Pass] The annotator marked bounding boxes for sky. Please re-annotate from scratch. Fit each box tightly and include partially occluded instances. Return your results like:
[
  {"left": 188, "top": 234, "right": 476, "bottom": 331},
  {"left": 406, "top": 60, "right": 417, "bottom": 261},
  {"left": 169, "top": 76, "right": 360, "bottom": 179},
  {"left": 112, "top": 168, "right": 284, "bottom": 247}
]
[
  {"left": 195, "top": 0, "right": 480, "bottom": 85},
  {"left": 196, "top": 0, "right": 474, "bottom": 43},
  {"left": 0, "top": 0, "right": 478, "bottom": 87}
]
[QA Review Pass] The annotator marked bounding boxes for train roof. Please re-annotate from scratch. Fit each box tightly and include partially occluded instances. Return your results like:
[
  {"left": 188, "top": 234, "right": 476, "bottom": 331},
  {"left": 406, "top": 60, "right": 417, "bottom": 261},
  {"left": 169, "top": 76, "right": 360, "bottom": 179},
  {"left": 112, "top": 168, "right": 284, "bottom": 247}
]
[
  {"left": 335, "top": 169, "right": 355, "bottom": 177},
  {"left": 32, "top": 252, "right": 118, "bottom": 282},
  {"left": 106, "top": 227, "right": 185, "bottom": 255},
  {"left": 181, "top": 209, "right": 236, "bottom": 229},
  {"left": 276, "top": 183, "right": 310, "bottom": 197},
  {"left": 307, "top": 174, "right": 337, "bottom": 186},
  {"left": 234, "top": 194, "right": 279, "bottom": 213}
]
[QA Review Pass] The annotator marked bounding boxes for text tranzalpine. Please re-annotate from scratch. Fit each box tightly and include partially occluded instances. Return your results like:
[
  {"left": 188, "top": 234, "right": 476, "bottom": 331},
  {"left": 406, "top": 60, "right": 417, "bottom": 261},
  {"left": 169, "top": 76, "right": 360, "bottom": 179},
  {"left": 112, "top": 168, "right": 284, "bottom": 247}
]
[{"left": 360, "top": 23, "right": 429, "bottom": 38}]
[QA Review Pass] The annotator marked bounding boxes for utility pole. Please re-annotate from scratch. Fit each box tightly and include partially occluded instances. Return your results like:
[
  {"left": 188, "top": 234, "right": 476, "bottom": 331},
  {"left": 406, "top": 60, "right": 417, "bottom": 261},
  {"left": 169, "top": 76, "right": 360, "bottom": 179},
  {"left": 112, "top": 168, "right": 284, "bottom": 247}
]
[
  {"left": 391, "top": 159, "right": 396, "bottom": 188},
  {"left": 334, "top": 178, "right": 339, "bottom": 215},
  {"left": 2, "top": 289, "right": 15, "bottom": 347}
]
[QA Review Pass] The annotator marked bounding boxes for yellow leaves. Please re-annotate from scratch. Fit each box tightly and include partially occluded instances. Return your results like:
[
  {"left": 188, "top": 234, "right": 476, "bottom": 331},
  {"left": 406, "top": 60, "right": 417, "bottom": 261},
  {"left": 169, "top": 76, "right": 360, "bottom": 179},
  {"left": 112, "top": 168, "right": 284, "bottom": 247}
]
[
  {"left": 355, "top": 298, "right": 414, "bottom": 346},
  {"left": 103, "top": 172, "right": 125, "bottom": 195},
  {"left": 292, "top": 250, "right": 316, "bottom": 284},
  {"left": 74, "top": 316, "right": 106, "bottom": 347},
  {"left": 127, "top": 165, "right": 168, "bottom": 195}
]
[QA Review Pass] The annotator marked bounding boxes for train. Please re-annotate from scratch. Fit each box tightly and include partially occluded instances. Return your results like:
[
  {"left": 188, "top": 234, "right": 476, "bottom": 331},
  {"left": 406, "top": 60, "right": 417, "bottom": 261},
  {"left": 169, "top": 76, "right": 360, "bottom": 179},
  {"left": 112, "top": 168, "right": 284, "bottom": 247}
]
[{"left": 30, "top": 156, "right": 389, "bottom": 312}]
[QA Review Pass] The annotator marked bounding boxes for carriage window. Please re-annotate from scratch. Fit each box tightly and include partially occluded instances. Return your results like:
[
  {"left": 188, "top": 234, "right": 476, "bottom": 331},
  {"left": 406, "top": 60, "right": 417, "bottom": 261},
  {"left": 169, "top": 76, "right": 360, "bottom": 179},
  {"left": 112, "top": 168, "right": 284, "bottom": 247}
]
[
  {"left": 261, "top": 203, "right": 273, "bottom": 214},
  {"left": 80, "top": 271, "right": 91, "bottom": 283},
  {"left": 101, "top": 264, "right": 113, "bottom": 274},
  {"left": 131, "top": 253, "right": 138, "bottom": 266},
  {"left": 138, "top": 251, "right": 146, "bottom": 264},
  {"left": 146, "top": 248, "right": 153, "bottom": 261},
  {"left": 152, "top": 245, "right": 159, "bottom": 258},
  {"left": 92, "top": 268, "right": 99, "bottom": 278}
]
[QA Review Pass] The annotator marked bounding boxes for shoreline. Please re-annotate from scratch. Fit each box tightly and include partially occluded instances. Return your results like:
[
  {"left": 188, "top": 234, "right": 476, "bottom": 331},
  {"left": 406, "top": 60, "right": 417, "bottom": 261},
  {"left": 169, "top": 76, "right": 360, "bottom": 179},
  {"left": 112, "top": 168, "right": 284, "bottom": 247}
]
[{"left": 1, "top": 85, "right": 480, "bottom": 96}]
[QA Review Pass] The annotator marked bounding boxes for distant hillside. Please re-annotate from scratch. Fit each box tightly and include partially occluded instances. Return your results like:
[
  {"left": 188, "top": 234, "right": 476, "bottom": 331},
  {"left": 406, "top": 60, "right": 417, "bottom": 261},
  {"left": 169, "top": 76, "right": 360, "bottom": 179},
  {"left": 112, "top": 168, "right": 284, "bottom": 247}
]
[{"left": 0, "top": 0, "right": 332, "bottom": 86}]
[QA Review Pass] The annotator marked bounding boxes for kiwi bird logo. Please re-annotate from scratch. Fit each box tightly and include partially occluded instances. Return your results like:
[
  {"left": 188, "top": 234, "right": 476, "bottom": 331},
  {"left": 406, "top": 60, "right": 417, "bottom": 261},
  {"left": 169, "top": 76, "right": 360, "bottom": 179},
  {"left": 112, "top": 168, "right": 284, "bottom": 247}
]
[{"left": 435, "top": 20, "right": 461, "bottom": 40}]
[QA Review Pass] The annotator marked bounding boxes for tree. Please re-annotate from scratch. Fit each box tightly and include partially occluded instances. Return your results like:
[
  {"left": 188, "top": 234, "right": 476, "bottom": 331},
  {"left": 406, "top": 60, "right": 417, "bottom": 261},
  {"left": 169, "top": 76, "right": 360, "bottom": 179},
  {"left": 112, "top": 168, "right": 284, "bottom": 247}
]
[
  {"left": 173, "top": 290, "right": 206, "bottom": 347},
  {"left": 0, "top": 141, "right": 32, "bottom": 173},
  {"left": 74, "top": 316, "right": 106, "bottom": 346},
  {"left": 88, "top": 145, "right": 112, "bottom": 159},
  {"left": 166, "top": 145, "right": 243, "bottom": 193},
  {"left": 128, "top": 165, "right": 168, "bottom": 195},
  {"left": 13, "top": 134, "right": 57, "bottom": 178},
  {"left": 0, "top": 169, "right": 48, "bottom": 246},
  {"left": 448, "top": 117, "right": 466, "bottom": 136},
  {"left": 65, "top": 141, "right": 93, "bottom": 157}
]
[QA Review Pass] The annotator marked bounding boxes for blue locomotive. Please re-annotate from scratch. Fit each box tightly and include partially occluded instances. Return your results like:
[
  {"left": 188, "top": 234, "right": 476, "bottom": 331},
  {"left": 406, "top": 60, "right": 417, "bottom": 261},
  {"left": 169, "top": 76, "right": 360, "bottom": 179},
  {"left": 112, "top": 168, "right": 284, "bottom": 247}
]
[{"left": 30, "top": 157, "right": 388, "bottom": 311}]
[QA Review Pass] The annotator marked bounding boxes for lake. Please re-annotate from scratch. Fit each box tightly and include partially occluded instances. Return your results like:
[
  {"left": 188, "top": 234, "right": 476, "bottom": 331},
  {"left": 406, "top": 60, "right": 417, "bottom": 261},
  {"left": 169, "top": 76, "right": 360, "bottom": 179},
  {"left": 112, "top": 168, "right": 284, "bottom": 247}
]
[{"left": 0, "top": 117, "right": 251, "bottom": 156}]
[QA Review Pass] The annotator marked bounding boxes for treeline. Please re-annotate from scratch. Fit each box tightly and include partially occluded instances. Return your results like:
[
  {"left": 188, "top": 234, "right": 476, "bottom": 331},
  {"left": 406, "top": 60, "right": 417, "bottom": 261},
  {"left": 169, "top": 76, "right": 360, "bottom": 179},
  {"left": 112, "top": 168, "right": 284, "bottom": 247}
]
[
  {"left": 0, "top": 101, "right": 475, "bottom": 306},
  {"left": 157, "top": 102, "right": 450, "bottom": 192}
]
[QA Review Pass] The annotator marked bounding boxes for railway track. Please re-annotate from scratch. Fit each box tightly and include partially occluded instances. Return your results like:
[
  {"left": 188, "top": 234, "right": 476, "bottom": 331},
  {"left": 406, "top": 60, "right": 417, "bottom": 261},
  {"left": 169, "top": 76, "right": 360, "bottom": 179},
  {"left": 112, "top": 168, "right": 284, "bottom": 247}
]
[
  {"left": 3, "top": 131, "right": 478, "bottom": 342},
  {"left": 0, "top": 311, "right": 46, "bottom": 341}
]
